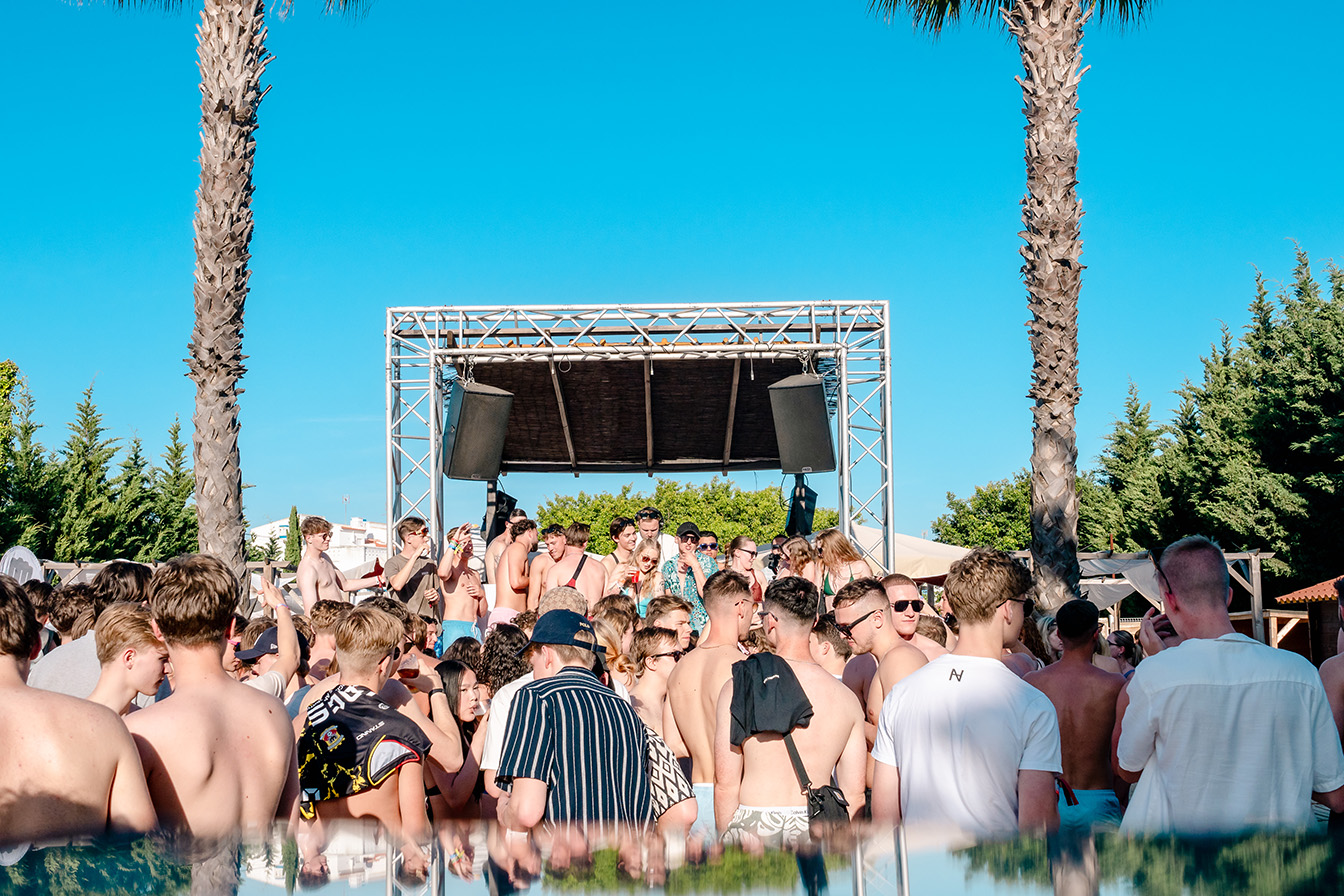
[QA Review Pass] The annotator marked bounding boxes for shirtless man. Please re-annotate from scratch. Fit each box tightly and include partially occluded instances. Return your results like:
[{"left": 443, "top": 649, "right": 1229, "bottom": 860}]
[
  {"left": 884, "top": 573, "right": 948, "bottom": 660},
  {"left": 436, "top": 526, "right": 488, "bottom": 644},
  {"left": 833, "top": 578, "right": 928, "bottom": 732},
  {"left": 482, "top": 509, "right": 528, "bottom": 585},
  {"left": 297, "top": 606, "right": 434, "bottom": 879},
  {"left": 126, "top": 554, "right": 299, "bottom": 842},
  {"left": 88, "top": 602, "right": 169, "bottom": 716},
  {"left": 0, "top": 576, "right": 157, "bottom": 844},
  {"left": 601, "top": 516, "right": 639, "bottom": 592},
  {"left": 628, "top": 626, "right": 683, "bottom": 738},
  {"left": 526, "top": 525, "right": 566, "bottom": 610},
  {"left": 297, "top": 516, "right": 384, "bottom": 615},
  {"left": 666, "top": 571, "right": 754, "bottom": 842},
  {"left": 495, "top": 518, "right": 539, "bottom": 614},
  {"left": 544, "top": 522, "right": 607, "bottom": 610},
  {"left": 714, "top": 577, "right": 866, "bottom": 849},
  {"left": 1025, "top": 598, "right": 1126, "bottom": 832}
]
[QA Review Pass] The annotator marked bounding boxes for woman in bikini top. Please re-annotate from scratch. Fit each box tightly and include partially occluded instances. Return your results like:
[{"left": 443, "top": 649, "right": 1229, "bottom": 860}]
[{"left": 815, "top": 529, "right": 873, "bottom": 605}]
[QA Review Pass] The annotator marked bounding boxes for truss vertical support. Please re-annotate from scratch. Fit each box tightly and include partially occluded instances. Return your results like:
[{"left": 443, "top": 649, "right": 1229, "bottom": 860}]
[
  {"left": 385, "top": 311, "right": 398, "bottom": 548},
  {"left": 836, "top": 346, "right": 852, "bottom": 545},
  {"left": 880, "top": 311, "right": 896, "bottom": 572},
  {"left": 430, "top": 362, "right": 445, "bottom": 546}
]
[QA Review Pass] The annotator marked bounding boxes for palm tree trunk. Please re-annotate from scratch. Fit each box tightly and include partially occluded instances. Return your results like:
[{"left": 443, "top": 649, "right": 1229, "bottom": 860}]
[
  {"left": 187, "top": 0, "right": 270, "bottom": 586},
  {"left": 1006, "top": 0, "right": 1087, "bottom": 610}
]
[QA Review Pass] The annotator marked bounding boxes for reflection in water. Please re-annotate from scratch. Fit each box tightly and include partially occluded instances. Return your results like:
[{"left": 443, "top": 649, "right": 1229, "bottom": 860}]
[{"left": 6, "top": 824, "right": 1344, "bottom": 895}]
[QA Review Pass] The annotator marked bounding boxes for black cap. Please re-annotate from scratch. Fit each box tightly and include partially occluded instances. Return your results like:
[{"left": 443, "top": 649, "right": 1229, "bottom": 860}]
[
  {"left": 1055, "top": 599, "right": 1100, "bottom": 640},
  {"left": 676, "top": 522, "right": 700, "bottom": 539},
  {"left": 521, "top": 609, "right": 601, "bottom": 655},
  {"left": 235, "top": 626, "right": 310, "bottom": 662}
]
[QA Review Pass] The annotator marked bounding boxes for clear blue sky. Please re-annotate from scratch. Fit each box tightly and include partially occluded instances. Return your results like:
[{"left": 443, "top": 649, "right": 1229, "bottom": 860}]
[{"left": 3, "top": 1, "right": 1342, "bottom": 539}]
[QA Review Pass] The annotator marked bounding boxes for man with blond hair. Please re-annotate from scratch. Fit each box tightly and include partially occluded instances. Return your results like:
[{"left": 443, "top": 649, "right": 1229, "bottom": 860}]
[
  {"left": 871, "top": 548, "right": 1060, "bottom": 841},
  {"left": 88, "top": 602, "right": 169, "bottom": 716},
  {"left": 307, "top": 600, "right": 353, "bottom": 680},
  {"left": 297, "top": 516, "right": 385, "bottom": 614},
  {"left": 298, "top": 605, "right": 434, "bottom": 878},
  {"left": 0, "top": 576, "right": 157, "bottom": 843},
  {"left": 125, "top": 554, "right": 300, "bottom": 841},
  {"left": 1116, "top": 535, "right": 1344, "bottom": 834}
]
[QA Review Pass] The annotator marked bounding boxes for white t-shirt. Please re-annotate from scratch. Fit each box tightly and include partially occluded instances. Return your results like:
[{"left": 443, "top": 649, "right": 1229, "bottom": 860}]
[
  {"left": 1118, "top": 633, "right": 1344, "bottom": 835},
  {"left": 872, "top": 654, "right": 1060, "bottom": 842},
  {"left": 27, "top": 634, "right": 100, "bottom": 698},
  {"left": 243, "top": 669, "right": 288, "bottom": 700}
]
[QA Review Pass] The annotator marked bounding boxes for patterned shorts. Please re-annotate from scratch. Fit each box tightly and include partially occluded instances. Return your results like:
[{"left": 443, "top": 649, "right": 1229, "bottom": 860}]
[{"left": 721, "top": 805, "right": 811, "bottom": 850}]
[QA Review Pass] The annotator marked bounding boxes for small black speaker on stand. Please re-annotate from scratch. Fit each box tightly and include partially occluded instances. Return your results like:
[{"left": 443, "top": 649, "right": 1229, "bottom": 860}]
[
  {"left": 442, "top": 380, "right": 514, "bottom": 481},
  {"left": 785, "top": 474, "right": 818, "bottom": 537},
  {"left": 768, "top": 374, "right": 836, "bottom": 475}
]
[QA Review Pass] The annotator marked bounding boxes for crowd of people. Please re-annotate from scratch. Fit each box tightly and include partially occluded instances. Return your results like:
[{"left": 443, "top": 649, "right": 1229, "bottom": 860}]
[{"left": 4, "top": 506, "right": 1344, "bottom": 886}]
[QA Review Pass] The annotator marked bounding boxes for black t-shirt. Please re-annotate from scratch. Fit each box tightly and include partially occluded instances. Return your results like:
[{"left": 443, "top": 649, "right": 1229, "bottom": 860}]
[{"left": 298, "top": 684, "right": 433, "bottom": 817}]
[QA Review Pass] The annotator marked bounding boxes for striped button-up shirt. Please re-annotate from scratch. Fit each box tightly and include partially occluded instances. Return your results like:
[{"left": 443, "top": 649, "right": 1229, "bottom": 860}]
[{"left": 496, "top": 666, "right": 653, "bottom": 825}]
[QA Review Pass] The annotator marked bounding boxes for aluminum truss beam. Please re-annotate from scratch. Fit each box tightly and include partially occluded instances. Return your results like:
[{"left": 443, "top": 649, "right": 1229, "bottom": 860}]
[{"left": 385, "top": 302, "right": 895, "bottom": 569}]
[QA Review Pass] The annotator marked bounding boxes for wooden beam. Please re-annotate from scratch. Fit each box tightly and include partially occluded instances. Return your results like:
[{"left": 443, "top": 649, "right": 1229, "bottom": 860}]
[
  {"left": 722, "top": 359, "right": 741, "bottom": 473},
  {"left": 1278, "top": 618, "right": 1301, "bottom": 644},
  {"left": 1250, "top": 553, "right": 1265, "bottom": 645},
  {"left": 644, "top": 358, "right": 654, "bottom": 476},
  {"left": 548, "top": 360, "right": 579, "bottom": 477}
]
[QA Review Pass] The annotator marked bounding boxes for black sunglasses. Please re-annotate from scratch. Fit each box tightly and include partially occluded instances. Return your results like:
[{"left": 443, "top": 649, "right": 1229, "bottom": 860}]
[
  {"left": 834, "top": 608, "right": 878, "bottom": 638},
  {"left": 1150, "top": 552, "right": 1173, "bottom": 598},
  {"left": 635, "top": 510, "right": 662, "bottom": 521},
  {"left": 891, "top": 599, "right": 924, "bottom": 613},
  {"left": 650, "top": 649, "right": 686, "bottom": 662},
  {"left": 1006, "top": 596, "right": 1036, "bottom": 617}
]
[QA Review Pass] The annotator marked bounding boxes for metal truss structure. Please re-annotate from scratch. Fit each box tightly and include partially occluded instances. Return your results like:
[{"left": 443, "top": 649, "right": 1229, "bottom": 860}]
[{"left": 385, "top": 301, "right": 895, "bottom": 568}]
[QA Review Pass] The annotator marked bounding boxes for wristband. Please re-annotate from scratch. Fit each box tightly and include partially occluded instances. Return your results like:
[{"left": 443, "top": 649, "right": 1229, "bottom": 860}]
[{"left": 429, "top": 687, "right": 447, "bottom": 697}]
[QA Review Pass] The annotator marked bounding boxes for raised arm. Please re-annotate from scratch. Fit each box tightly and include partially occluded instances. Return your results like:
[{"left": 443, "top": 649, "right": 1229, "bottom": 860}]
[{"left": 260, "top": 579, "right": 301, "bottom": 684}]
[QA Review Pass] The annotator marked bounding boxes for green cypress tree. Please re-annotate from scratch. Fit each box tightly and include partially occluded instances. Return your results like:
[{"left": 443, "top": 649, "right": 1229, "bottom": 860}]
[
  {"left": 148, "top": 420, "right": 198, "bottom": 560},
  {"left": 0, "top": 378, "right": 60, "bottom": 556},
  {"left": 54, "top": 386, "right": 119, "bottom": 562},
  {"left": 109, "top": 438, "right": 154, "bottom": 561},
  {"left": 285, "top": 505, "right": 302, "bottom": 565},
  {"left": 1097, "top": 382, "right": 1167, "bottom": 551}
]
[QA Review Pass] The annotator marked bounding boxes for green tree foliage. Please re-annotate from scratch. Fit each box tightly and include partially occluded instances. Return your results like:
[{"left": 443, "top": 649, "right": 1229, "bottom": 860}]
[
  {"left": 53, "top": 385, "right": 120, "bottom": 562},
  {"left": 285, "top": 505, "right": 302, "bottom": 565},
  {"left": 147, "top": 420, "right": 199, "bottom": 561},
  {"left": 0, "top": 378, "right": 61, "bottom": 556},
  {"left": 0, "top": 837, "right": 192, "bottom": 895},
  {"left": 931, "top": 469, "right": 1115, "bottom": 553},
  {"left": 0, "top": 376, "right": 198, "bottom": 562},
  {"left": 537, "top": 478, "right": 839, "bottom": 556},
  {"left": 1090, "top": 249, "right": 1343, "bottom": 588}
]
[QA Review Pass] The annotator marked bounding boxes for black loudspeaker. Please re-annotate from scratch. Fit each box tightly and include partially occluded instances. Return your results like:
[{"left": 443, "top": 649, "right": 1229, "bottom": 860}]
[
  {"left": 482, "top": 484, "right": 518, "bottom": 543},
  {"left": 785, "top": 475, "right": 818, "bottom": 537},
  {"left": 442, "top": 380, "right": 514, "bottom": 481},
  {"left": 768, "top": 374, "right": 836, "bottom": 475}
]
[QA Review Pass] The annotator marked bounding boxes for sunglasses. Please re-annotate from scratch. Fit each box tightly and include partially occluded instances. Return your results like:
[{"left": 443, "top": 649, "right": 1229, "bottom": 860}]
[
  {"left": 1005, "top": 596, "right": 1036, "bottom": 617},
  {"left": 698, "top": 544, "right": 719, "bottom": 552},
  {"left": 635, "top": 511, "right": 661, "bottom": 521},
  {"left": 892, "top": 599, "right": 924, "bottom": 613},
  {"left": 834, "top": 608, "right": 878, "bottom": 638},
  {"left": 735, "top": 548, "right": 757, "bottom": 558},
  {"left": 680, "top": 534, "right": 699, "bottom": 543},
  {"left": 650, "top": 649, "right": 686, "bottom": 662},
  {"left": 1150, "top": 552, "right": 1173, "bottom": 598},
  {"left": 756, "top": 608, "right": 777, "bottom": 623}
]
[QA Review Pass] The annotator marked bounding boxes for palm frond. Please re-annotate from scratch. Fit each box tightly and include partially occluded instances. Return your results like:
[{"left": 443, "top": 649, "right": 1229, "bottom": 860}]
[
  {"left": 868, "top": 0, "right": 1008, "bottom": 34},
  {"left": 1092, "top": 0, "right": 1156, "bottom": 28}
]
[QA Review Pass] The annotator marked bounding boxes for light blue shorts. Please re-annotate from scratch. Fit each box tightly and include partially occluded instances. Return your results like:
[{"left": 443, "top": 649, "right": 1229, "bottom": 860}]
[
  {"left": 440, "top": 618, "right": 482, "bottom": 646},
  {"left": 1058, "top": 788, "right": 1122, "bottom": 833}
]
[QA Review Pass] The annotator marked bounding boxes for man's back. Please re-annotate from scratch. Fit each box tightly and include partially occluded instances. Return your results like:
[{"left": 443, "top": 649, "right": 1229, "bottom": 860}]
[
  {"left": 126, "top": 676, "right": 296, "bottom": 840},
  {"left": 734, "top": 659, "right": 865, "bottom": 809},
  {"left": 0, "top": 684, "right": 156, "bottom": 842},
  {"left": 1118, "top": 634, "right": 1344, "bottom": 834},
  {"left": 1026, "top": 658, "right": 1123, "bottom": 790},
  {"left": 873, "top": 654, "right": 1060, "bottom": 840},
  {"left": 668, "top": 644, "right": 743, "bottom": 782},
  {"left": 546, "top": 552, "right": 604, "bottom": 608},
  {"left": 496, "top": 542, "right": 530, "bottom": 611}
]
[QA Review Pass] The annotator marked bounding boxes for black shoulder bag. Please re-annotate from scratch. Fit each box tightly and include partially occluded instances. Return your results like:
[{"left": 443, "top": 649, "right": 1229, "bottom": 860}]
[{"left": 782, "top": 732, "right": 850, "bottom": 825}]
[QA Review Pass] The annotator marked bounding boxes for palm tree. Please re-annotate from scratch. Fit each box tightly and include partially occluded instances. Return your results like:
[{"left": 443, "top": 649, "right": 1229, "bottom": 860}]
[
  {"left": 185, "top": 0, "right": 270, "bottom": 583},
  {"left": 116, "top": 0, "right": 358, "bottom": 584},
  {"left": 871, "top": 0, "right": 1147, "bottom": 609}
]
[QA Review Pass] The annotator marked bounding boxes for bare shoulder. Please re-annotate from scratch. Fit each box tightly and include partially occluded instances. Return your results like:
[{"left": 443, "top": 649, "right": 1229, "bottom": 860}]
[
  {"left": 797, "top": 662, "right": 863, "bottom": 720},
  {"left": 1322, "top": 655, "right": 1344, "bottom": 687},
  {"left": 878, "top": 641, "right": 928, "bottom": 675}
]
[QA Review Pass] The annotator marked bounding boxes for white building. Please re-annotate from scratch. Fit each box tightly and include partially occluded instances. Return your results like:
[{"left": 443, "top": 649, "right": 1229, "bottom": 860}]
[{"left": 249, "top": 515, "right": 388, "bottom": 570}]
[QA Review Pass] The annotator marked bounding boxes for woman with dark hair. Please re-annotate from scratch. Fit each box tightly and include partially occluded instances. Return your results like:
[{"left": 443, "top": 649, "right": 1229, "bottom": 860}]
[
  {"left": 441, "top": 636, "right": 482, "bottom": 677},
  {"left": 726, "top": 535, "right": 768, "bottom": 604},
  {"left": 428, "top": 658, "right": 485, "bottom": 819},
  {"left": 1108, "top": 629, "right": 1141, "bottom": 679},
  {"left": 479, "top": 623, "right": 530, "bottom": 699}
]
